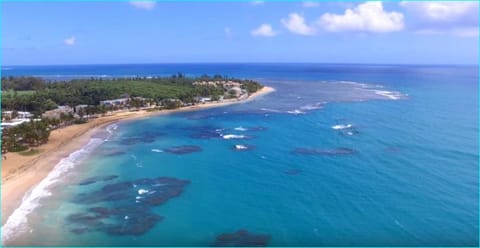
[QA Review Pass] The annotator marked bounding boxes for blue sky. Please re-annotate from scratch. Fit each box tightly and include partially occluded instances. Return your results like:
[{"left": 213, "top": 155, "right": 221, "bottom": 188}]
[{"left": 1, "top": 1, "right": 478, "bottom": 65}]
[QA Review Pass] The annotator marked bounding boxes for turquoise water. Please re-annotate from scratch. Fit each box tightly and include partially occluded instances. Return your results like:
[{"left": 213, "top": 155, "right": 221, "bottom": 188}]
[{"left": 1, "top": 64, "right": 478, "bottom": 246}]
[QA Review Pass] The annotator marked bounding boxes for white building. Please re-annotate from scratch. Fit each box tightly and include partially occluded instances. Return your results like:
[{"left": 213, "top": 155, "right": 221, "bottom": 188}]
[
  {"left": 100, "top": 98, "right": 129, "bottom": 106},
  {"left": 2, "top": 111, "right": 33, "bottom": 120}
]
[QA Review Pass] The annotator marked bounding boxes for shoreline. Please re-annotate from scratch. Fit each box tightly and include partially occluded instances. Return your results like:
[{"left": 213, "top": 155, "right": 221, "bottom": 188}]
[{"left": 1, "top": 86, "right": 274, "bottom": 227}]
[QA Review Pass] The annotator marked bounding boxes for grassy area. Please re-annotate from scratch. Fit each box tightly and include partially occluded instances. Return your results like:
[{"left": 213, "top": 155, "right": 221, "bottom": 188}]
[
  {"left": 18, "top": 149, "right": 40, "bottom": 156},
  {"left": 2, "top": 90, "right": 36, "bottom": 97}
]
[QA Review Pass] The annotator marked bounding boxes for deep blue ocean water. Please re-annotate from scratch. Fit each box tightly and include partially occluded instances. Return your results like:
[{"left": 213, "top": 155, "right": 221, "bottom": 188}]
[{"left": 1, "top": 64, "right": 478, "bottom": 246}]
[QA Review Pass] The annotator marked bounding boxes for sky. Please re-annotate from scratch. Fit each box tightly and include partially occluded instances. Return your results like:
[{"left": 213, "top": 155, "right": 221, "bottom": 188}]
[{"left": 1, "top": 1, "right": 478, "bottom": 65}]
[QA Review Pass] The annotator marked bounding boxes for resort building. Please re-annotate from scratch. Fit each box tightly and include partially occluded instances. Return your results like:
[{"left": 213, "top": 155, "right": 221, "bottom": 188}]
[
  {"left": 42, "top": 106, "right": 74, "bottom": 119},
  {"left": 222, "top": 81, "right": 242, "bottom": 89},
  {"left": 2, "top": 111, "right": 33, "bottom": 121},
  {"left": 74, "top": 104, "right": 88, "bottom": 113},
  {"left": 193, "top": 80, "right": 242, "bottom": 90},
  {"left": 99, "top": 98, "right": 129, "bottom": 107},
  {"left": 0, "top": 111, "right": 40, "bottom": 129},
  {"left": 195, "top": 97, "right": 212, "bottom": 103}
]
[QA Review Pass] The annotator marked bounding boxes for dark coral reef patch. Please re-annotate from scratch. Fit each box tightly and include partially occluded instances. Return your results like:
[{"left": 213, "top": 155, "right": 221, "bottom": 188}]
[
  {"left": 68, "top": 177, "right": 189, "bottom": 236},
  {"left": 213, "top": 229, "right": 271, "bottom": 247},
  {"left": 164, "top": 145, "right": 202, "bottom": 154}
]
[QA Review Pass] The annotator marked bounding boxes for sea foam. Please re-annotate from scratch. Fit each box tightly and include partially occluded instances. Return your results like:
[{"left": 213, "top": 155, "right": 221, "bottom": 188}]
[
  {"left": 234, "top": 127, "right": 247, "bottom": 131},
  {"left": 222, "top": 134, "right": 246, "bottom": 140},
  {"left": 287, "top": 109, "right": 306, "bottom": 115},
  {"left": 374, "top": 90, "right": 403, "bottom": 100},
  {"left": 234, "top": 145, "right": 248, "bottom": 150},
  {"left": 300, "top": 102, "right": 325, "bottom": 111},
  {"left": 1, "top": 138, "right": 103, "bottom": 244},
  {"left": 332, "top": 124, "right": 353, "bottom": 130},
  {"left": 104, "top": 123, "right": 118, "bottom": 141}
]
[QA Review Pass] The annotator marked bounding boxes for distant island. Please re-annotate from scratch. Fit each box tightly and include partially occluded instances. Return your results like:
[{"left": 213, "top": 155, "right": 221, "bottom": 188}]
[{"left": 1, "top": 75, "right": 270, "bottom": 154}]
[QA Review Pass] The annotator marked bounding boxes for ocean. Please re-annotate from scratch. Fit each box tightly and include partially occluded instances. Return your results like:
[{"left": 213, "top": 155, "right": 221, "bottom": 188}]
[{"left": 1, "top": 64, "right": 478, "bottom": 246}]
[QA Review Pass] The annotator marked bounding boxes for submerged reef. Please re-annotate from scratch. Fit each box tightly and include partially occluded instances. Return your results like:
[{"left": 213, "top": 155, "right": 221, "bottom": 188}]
[
  {"left": 184, "top": 125, "right": 223, "bottom": 140},
  {"left": 213, "top": 229, "right": 271, "bottom": 247},
  {"left": 96, "top": 148, "right": 127, "bottom": 157},
  {"left": 77, "top": 175, "right": 119, "bottom": 186},
  {"left": 68, "top": 177, "right": 190, "bottom": 236},
  {"left": 119, "top": 130, "right": 166, "bottom": 145},
  {"left": 164, "top": 145, "right": 202, "bottom": 154}
]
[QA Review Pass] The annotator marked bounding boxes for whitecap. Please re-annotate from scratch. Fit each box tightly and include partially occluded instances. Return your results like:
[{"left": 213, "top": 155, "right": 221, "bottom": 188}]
[
  {"left": 300, "top": 102, "right": 325, "bottom": 111},
  {"left": 234, "top": 127, "right": 247, "bottom": 131},
  {"left": 260, "top": 108, "right": 281, "bottom": 113},
  {"left": 287, "top": 109, "right": 305, "bottom": 115},
  {"left": 374, "top": 90, "right": 402, "bottom": 100},
  {"left": 222, "top": 134, "right": 246, "bottom": 140},
  {"left": 104, "top": 123, "right": 118, "bottom": 141},
  {"left": 138, "top": 189, "right": 149, "bottom": 195},
  {"left": 151, "top": 149, "right": 163, "bottom": 153},
  {"left": 234, "top": 145, "right": 248, "bottom": 150},
  {"left": 106, "top": 123, "right": 118, "bottom": 134},
  {"left": 336, "top": 81, "right": 369, "bottom": 88},
  {"left": 1, "top": 138, "right": 103, "bottom": 244},
  {"left": 332, "top": 124, "right": 353, "bottom": 130}
]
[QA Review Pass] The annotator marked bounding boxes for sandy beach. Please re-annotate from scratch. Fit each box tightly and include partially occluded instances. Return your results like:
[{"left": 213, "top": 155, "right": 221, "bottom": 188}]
[{"left": 1, "top": 86, "right": 275, "bottom": 225}]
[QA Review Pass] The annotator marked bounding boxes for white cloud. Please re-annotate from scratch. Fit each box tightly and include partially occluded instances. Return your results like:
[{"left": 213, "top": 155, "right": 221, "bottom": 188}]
[
  {"left": 399, "top": 2, "right": 478, "bottom": 37},
  {"left": 302, "top": 2, "right": 320, "bottom": 8},
  {"left": 129, "top": 1, "right": 156, "bottom": 10},
  {"left": 400, "top": 2, "right": 477, "bottom": 22},
  {"left": 251, "top": 24, "right": 278, "bottom": 37},
  {"left": 250, "top": 1, "right": 265, "bottom": 6},
  {"left": 64, "top": 36, "right": 75, "bottom": 46},
  {"left": 281, "top": 13, "right": 316, "bottom": 35},
  {"left": 319, "top": 2, "right": 404, "bottom": 33}
]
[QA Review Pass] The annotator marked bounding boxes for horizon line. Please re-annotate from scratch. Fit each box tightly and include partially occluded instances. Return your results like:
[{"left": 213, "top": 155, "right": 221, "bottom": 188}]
[{"left": 2, "top": 62, "right": 478, "bottom": 67}]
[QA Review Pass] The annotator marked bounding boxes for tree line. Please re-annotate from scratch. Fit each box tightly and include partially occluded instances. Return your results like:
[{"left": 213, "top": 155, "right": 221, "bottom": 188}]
[
  {"left": 1, "top": 75, "right": 263, "bottom": 153},
  {"left": 1, "top": 75, "right": 262, "bottom": 116}
]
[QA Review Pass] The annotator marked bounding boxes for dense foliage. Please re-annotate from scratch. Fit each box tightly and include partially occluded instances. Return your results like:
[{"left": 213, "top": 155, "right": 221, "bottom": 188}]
[
  {"left": 1, "top": 75, "right": 263, "bottom": 153},
  {"left": 1, "top": 75, "right": 262, "bottom": 116},
  {"left": 1, "top": 76, "right": 46, "bottom": 91},
  {"left": 1, "top": 119, "right": 51, "bottom": 152}
]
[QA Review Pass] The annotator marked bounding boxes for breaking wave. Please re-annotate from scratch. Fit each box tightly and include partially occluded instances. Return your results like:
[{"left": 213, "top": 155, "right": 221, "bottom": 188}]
[
  {"left": 222, "top": 134, "right": 247, "bottom": 140},
  {"left": 1, "top": 138, "right": 104, "bottom": 244}
]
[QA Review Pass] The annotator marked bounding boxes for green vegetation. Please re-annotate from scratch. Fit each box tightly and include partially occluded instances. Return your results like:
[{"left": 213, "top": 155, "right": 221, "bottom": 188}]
[
  {"left": 1, "top": 75, "right": 264, "bottom": 153},
  {"left": 241, "top": 80, "right": 264, "bottom": 93},
  {"left": 1, "top": 119, "right": 51, "bottom": 153},
  {"left": 1, "top": 75, "right": 262, "bottom": 116}
]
